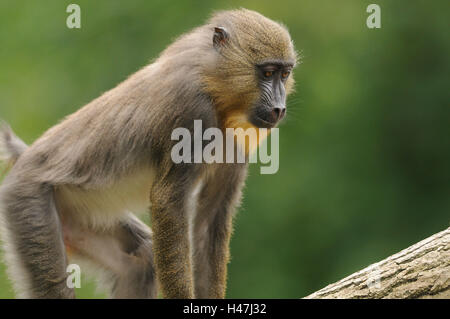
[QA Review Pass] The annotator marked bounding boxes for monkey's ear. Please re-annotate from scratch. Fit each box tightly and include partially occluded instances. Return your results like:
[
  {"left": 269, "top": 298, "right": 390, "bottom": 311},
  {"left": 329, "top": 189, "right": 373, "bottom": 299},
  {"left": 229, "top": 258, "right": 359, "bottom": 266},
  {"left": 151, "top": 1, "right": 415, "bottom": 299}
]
[{"left": 213, "top": 27, "right": 229, "bottom": 48}]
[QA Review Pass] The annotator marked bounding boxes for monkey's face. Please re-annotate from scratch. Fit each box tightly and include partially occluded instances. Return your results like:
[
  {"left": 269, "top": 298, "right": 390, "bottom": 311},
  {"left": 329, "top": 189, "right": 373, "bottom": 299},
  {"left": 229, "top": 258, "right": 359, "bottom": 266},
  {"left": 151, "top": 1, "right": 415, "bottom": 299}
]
[
  {"left": 203, "top": 9, "right": 297, "bottom": 131},
  {"left": 248, "top": 62, "right": 293, "bottom": 128}
]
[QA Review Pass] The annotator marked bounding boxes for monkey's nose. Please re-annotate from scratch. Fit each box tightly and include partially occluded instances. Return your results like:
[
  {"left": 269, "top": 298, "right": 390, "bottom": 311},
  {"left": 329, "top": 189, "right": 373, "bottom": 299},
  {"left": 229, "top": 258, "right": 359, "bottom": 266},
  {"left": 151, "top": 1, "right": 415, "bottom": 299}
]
[{"left": 272, "top": 107, "right": 286, "bottom": 121}]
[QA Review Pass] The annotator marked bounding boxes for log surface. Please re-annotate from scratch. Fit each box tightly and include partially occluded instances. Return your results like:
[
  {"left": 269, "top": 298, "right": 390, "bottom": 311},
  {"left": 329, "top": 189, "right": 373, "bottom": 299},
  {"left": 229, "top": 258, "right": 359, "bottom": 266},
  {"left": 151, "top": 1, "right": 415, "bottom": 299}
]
[{"left": 305, "top": 227, "right": 450, "bottom": 299}]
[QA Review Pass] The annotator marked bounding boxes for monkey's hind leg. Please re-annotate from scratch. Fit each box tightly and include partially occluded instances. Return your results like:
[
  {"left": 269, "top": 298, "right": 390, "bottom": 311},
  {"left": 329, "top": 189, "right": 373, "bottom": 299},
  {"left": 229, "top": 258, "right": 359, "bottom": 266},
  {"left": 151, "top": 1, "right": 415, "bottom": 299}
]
[
  {"left": 0, "top": 179, "right": 74, "bottom": 298},
  {"left": 112, "top": 215, "right": 158, "bottom": 298},
  {"left": 63, "top": 213, "right": 157, "bottom": 299}
]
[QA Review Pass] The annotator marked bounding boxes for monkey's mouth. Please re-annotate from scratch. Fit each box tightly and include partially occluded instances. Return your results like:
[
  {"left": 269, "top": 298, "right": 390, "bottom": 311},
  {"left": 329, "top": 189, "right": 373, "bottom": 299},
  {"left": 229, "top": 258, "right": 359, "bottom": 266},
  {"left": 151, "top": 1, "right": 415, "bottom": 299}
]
[{"left": 249, "top": 114, "right": 278, "bottom": 128}]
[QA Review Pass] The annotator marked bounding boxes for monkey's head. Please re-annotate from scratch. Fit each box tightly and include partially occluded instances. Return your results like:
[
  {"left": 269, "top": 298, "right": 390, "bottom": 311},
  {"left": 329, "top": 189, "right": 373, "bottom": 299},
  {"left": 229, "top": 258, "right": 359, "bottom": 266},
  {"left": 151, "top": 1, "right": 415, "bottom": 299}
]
[{"left": 202, "top": 9, "right": 298, "bottom": 131}]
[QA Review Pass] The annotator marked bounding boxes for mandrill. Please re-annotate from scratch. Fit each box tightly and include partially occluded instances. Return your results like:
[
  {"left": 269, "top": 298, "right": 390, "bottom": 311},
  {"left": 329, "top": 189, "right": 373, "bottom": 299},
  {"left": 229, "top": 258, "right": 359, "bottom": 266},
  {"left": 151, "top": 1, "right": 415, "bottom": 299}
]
[{"left": 0, "top": 8, "right": 297, "bottom": 298}]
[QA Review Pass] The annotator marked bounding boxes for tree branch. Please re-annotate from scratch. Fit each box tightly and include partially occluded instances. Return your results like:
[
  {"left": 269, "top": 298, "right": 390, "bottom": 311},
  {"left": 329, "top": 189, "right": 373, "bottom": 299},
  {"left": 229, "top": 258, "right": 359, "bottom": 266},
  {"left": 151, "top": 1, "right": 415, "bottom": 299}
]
[{"left": 305, "top": 227, "right": 450, "bottom": 299}]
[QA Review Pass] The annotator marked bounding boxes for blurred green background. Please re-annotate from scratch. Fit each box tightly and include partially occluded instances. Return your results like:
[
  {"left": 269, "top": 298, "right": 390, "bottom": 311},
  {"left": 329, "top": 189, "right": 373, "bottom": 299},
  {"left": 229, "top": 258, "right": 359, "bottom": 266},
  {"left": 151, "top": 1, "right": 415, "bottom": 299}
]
[{"left": 0, "top": 0, "right": 449, "bottom": 298}]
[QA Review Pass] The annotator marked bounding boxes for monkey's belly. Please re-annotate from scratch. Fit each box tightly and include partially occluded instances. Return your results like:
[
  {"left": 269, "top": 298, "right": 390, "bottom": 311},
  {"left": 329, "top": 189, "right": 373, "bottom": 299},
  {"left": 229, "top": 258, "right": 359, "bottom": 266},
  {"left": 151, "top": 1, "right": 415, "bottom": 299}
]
[{"left": 55, "top": 167, "right": 156, "bottom": 229}]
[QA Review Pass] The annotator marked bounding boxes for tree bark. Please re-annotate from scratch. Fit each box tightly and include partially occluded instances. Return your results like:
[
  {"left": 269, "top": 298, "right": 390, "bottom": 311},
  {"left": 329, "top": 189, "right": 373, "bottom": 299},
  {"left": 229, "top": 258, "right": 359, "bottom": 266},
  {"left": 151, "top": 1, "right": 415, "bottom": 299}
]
[{"left": 305, "top": 227, "right": 450, "bottom": 299}]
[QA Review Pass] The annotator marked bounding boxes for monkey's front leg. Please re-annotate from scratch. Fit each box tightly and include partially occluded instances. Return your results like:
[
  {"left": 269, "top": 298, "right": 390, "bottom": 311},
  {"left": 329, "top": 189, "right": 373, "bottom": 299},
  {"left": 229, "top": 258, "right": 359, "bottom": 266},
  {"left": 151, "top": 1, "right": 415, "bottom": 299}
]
[
  {"left": 193, "top": 201, "right": 233, "bottom": 298},
  {"left": 193, "top": 165, "right": 247, "bottom": 298},
  {"left": 150, "top": 173, "right": 196, "bottom": 299}
]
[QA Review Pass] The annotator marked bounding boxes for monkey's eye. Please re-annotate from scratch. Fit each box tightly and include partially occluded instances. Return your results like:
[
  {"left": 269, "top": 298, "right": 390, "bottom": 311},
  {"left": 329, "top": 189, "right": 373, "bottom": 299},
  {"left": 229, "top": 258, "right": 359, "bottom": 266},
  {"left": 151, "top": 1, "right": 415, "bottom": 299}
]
[
  {"left": 281, "top": 71, "right": 291, "bottom": 80},
  {"left": 263, "top": 71, "right": 274, "bottom": 79}
]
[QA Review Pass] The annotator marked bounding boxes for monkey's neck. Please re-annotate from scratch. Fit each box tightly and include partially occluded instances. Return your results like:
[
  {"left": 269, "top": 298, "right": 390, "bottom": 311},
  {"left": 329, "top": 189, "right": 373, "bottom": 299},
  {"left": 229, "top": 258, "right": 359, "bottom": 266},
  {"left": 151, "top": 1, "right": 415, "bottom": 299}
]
[{"left": 217, "top": 118, "right": 270, "bottom": 156}]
